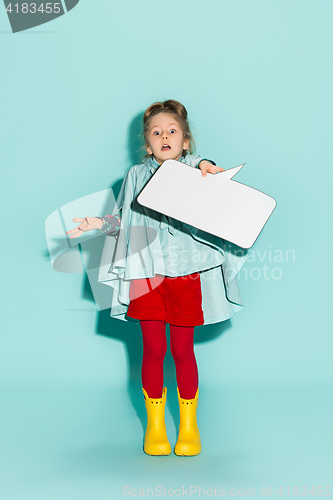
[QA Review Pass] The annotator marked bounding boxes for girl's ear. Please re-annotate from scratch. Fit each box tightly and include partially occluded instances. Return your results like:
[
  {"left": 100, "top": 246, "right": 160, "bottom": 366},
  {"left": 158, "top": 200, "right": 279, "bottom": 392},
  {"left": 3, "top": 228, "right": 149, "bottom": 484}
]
[
  {"left": 183, "top": 138, "right": 190, "bottom": 150},
  {"left": 146, "top": 144, "right": 152, "bottom": 155}
]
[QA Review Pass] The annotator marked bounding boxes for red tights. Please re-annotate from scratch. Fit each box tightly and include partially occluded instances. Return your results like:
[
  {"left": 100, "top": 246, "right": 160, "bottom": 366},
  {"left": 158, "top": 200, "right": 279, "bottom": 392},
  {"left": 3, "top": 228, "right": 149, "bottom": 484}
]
[{"left": 140, "top": 319, "right": 198, "bottom": 400}]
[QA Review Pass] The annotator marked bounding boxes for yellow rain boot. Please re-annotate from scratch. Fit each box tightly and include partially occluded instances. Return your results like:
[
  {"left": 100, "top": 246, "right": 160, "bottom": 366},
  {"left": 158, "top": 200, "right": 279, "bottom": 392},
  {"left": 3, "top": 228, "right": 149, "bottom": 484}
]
[
  {"left": 142, "top": 387, "right": 171, "bottom": 456},
  {"left": 174, "top": 387, "right": 201, "bottom": 456}
]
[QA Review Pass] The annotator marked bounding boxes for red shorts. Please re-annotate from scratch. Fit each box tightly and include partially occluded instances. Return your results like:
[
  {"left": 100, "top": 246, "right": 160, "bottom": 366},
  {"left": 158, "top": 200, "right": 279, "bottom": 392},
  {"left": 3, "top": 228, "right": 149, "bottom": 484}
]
[{"left": 127, "top": 273, "right": 204, "bottom": 327}]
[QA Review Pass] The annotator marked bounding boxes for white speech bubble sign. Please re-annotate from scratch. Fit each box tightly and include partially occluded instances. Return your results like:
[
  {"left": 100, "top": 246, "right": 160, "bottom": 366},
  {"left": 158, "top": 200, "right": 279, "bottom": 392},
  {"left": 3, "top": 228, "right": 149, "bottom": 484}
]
[{"left": 137, "top": 160, "right": 277, "bottom": 249}]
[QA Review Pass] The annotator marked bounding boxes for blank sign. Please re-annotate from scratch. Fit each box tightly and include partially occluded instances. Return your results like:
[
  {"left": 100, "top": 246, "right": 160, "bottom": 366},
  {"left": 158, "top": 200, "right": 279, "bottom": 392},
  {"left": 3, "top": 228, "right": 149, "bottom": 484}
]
[{"left": 137, "top": 160, "right": 277, "bottom": 249}]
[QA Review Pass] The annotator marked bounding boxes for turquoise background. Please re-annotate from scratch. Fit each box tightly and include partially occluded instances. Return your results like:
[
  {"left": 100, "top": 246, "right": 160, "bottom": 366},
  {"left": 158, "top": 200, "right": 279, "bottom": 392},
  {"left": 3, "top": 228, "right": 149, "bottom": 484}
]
[{"left": 1, "top": 0, "right": 332, "bottom": 498}]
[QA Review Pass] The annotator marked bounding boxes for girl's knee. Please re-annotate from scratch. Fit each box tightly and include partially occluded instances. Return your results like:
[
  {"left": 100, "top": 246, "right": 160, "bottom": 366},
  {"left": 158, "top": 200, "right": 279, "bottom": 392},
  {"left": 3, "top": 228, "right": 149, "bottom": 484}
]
[
  {"left": 170, "top": 344, "right": 194, "bottom": 364},
  {"left": 143, "top": 340, "right": 167, "bottom": 361}
]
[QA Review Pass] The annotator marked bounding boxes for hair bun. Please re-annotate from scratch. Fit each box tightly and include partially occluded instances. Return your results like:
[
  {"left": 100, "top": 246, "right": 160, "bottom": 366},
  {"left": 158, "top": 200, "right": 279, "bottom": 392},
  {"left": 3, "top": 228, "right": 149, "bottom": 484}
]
[{"left": 143, "top": 99, "right": 188, "bottom": 123}]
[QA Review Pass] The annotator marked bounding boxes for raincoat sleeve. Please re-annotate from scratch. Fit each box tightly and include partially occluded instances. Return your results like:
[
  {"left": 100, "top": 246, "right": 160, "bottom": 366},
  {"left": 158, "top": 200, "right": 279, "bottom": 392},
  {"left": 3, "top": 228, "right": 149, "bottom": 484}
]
[
  {"left": 196, "top": 159, "right": 217, "bottom": 167},
  {"left": 97, "top": 165, "right": 162, "bottom": 321},
  {"left": 95, "top": 169, "right": 137, "bottom": 319},
  {"left": 97, "top": 169, "right": 134, "bottom": 281}
]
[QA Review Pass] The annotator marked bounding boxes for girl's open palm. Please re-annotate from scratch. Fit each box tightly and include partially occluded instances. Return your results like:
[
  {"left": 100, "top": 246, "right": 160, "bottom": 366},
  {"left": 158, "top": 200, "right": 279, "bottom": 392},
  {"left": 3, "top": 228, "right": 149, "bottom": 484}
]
[{"left": 66, "top": 217, "right": 103, "bottom": 239}]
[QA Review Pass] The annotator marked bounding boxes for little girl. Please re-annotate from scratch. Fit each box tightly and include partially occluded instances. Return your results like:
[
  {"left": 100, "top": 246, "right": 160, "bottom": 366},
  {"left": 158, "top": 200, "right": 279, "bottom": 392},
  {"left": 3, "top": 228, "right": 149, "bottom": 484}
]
[{"left": 66, "top": 99, "right": 247, "bottom": 457}]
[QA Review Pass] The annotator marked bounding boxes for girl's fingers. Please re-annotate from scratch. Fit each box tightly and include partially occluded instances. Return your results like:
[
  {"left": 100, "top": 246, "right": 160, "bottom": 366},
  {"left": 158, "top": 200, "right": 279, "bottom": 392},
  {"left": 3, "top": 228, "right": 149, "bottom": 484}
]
[
  {"left": 66, "top": 227, "right": 84, "bottom": 237},
  {"left": 65, "top": 217, "right": 89, "bottom": 235},
  {"left": 65, "top": 216, "right": 99, "bottom": 237},
  {"left": 68, "top": 231, "right": 83, "bottom": 239},
  {"left": 201, "top": 167, "right": 225, "bottom": 176},
  {"left": 209, "top": 167, "right": 225, "bottom": 174},
  {"left": 66, "top": 225, "right": 84, "bottom": 234}
]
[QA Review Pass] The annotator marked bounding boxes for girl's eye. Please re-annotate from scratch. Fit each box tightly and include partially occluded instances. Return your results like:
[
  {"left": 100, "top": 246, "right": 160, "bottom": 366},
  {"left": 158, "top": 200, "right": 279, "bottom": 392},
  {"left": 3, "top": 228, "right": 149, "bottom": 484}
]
[
  {"left": 170, "top": 129, "right": 176, "bottom": 133},
  {"left": 153, "top": 131, "right": 160, "bottom": 135}
]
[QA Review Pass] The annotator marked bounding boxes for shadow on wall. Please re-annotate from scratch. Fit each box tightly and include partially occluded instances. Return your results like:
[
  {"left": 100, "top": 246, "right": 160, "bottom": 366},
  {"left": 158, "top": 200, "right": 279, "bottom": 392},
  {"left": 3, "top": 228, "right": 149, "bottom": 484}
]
[{"left": 127, "top": 112, "right": 146, "bottom": 167}]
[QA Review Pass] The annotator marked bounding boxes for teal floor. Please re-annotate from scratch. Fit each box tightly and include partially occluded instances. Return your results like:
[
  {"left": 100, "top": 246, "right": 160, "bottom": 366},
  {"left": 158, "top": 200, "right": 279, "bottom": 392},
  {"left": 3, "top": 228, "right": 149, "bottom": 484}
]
[{"left": 2, "top": 383, "right": 332, "bottom": 499}]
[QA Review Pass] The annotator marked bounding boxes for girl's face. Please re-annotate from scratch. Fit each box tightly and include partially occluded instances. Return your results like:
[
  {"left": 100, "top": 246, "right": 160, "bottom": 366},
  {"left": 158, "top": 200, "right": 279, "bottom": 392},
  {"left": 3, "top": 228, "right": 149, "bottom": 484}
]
[{"left": 146, "top": 112, "right": 189, "bottom": 165}]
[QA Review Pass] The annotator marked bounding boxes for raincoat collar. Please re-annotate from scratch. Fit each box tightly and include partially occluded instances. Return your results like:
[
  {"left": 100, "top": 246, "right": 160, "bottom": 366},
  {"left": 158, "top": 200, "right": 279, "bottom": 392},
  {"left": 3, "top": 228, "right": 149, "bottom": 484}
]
[{"left": 144, "top": 155, "right": 185, "bottom": 174}]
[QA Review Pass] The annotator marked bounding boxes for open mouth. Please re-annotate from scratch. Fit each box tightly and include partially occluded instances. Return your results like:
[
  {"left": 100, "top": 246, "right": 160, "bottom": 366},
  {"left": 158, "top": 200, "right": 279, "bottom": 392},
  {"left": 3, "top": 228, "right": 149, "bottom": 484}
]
[{"left": 161, "top": 145, "right": 171, "bottom": 150}]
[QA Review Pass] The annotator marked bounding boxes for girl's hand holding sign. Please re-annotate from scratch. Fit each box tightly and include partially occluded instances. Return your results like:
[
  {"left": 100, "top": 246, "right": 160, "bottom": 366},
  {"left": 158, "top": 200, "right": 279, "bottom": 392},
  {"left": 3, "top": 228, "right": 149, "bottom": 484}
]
[{"left": 198, "top": 160, "right": 225, "bottom": 176}]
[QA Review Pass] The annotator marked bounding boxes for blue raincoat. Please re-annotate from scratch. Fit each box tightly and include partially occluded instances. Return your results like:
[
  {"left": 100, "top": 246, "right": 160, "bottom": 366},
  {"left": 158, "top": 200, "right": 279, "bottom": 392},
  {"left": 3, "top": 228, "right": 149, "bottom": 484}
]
[{"left": 97, "top": 155, "right": 248, "bottom": 325}]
